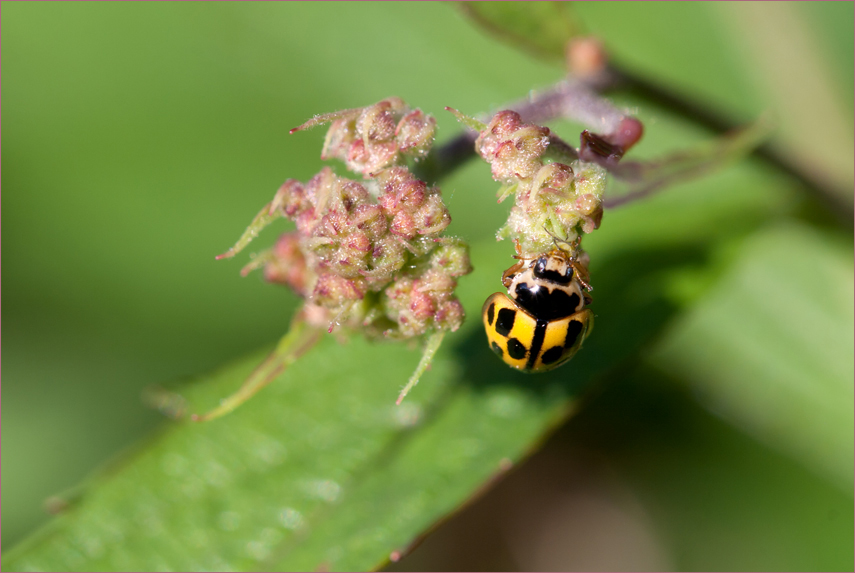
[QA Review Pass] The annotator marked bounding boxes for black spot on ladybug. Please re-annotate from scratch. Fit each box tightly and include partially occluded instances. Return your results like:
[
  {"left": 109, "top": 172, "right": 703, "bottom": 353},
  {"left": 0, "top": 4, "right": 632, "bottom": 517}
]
[
  {"left": 564, "top": 320, "right": 584, "bottom": 348},
  {"left": 533, "top": 257, "right": 573, "bottom": 284},
  {"left": 495, "top": 308, "right": 516, "bottom": 336},
  {"left": 514, "top": 285, "right": 581, "bottom": 320},
  {"left": 541, "top": 346, "right": 564, "bottom": 365},
  {"left": 507, "top": 338, "right": 526, "bottom": 360},
  {"left": 491, "top": 341, "right": 503, "bottom": 357},
  {"left": 486, "top": 302, "right": 495, "bottom": 326}
]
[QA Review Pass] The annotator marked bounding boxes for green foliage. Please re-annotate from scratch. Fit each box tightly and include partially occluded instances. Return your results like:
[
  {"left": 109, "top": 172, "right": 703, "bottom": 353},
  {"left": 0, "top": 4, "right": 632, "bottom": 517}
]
[
  {"left": 457, "top": 1, "right": 583, "bottom": 62},
  {"left": 4, "top": 2, "right": 852, "bottom": 571},
  {"left": 650, "top": 224, "right": 854, "bottom": 491},
  {"left": 4, "top": 327, "right": 579, "bottom": 571}
]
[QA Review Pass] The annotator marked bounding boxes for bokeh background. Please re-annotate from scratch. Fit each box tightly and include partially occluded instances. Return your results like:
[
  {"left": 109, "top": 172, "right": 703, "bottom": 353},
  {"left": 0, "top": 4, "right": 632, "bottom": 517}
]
[{"left": 4, "top": 2, "right": 853, "bottom": 570}]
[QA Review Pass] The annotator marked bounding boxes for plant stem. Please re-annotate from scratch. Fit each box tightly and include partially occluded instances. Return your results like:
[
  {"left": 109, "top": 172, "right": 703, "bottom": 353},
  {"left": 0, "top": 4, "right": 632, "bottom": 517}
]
[
  {"left": 605, "top": 65, "right": 852, "bottom": 222},
  {"left": 191, "top": 320, "right": 322, "bottom": 422},
  {"left": 425, "top": 70, "right": 850, "bottom": 226},
  {"left": 396, "top": 330, "right": 446, "bottom": 405}
]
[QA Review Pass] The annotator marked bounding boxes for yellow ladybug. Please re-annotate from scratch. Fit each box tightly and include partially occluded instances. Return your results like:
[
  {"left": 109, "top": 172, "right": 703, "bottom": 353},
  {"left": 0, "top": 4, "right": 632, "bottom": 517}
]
[{"left": 482, "top": 246, "right": 594, "bottom": 372}]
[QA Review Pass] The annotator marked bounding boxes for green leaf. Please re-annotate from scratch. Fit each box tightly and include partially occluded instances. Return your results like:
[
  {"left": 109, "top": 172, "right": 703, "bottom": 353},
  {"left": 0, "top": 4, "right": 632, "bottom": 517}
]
[
  {"left": 457, "top": 1, "right": 583, "bottom": 63},
  {"left": 647, "top": 223, "right": 854, "bottom": 492},
  {"left": 8, "top": 209, "right": 676, "bottom": 570},
  {"left": 4, "top": 149, "right": 813, "bottom": 570},
  {"left": 5, "top": 3, "right": 853, "bottom": 569},
  {"left": 3, "top": 328, "right": 565, "bottom": 570},
  {"left": 3, "top": 239, "right": 604, "bottom": 572}
]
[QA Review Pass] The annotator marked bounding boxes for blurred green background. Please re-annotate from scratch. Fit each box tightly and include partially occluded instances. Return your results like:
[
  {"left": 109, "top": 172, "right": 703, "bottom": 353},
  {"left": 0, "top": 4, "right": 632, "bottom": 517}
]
[{"left": 3, "top": 2, "right": 853, "bottom": 570}]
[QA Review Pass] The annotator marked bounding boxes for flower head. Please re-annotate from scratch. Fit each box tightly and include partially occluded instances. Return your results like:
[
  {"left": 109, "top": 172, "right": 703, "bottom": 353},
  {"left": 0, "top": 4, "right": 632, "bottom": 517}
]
[
  {"left": 293, "top": 97, "right": 436, "bottom": 177},
  {"left": 223, "top": 99, "right": 469, "bottom": 341}
]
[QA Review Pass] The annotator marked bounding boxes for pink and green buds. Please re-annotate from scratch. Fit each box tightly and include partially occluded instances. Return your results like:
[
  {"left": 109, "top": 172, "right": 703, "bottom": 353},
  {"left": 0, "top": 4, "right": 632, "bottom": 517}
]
[
  {"left": 293, "top": 97, "right": 436, "bottom": 177},
  {"left": 221, "top": 98, "right": 469, "bottom": 342},
  {"left": 207, "top": 98, "right": 471, "bottom": 412},
  {"left": 451, "top": 107, "right": 611, "bottom": 255}
]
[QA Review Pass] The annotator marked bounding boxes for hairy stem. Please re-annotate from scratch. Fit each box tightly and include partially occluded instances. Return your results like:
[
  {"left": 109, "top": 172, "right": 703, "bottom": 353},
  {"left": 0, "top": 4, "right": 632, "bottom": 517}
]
[
  {"left": 396, "top": 330, "right": 446, "bottom": 405},
  {"left": 191, "top": 320, "right": 322, "bottom": 422}
]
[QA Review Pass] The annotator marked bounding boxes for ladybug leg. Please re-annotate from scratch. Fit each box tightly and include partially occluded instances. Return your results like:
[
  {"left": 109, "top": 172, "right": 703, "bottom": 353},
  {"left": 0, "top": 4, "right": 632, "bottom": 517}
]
[
  {"left": 512, "top": 238, "right": 524, "bottom": 259},
  {"left": 503, "top": 239, "right": 533, "bottom": 288},
  {"left": 571, "top": 260, "right": 593, "bottom": 292},
  {"left": 502, "top": 259, "right": 524, "bottom": 288},
  {"left": 511, "top": 239, "right": 538, "bottom": 262}
]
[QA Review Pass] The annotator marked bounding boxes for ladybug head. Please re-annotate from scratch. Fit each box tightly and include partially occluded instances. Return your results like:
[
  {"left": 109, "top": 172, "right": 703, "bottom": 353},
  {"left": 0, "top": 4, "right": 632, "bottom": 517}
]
[{"left": 532, "top": 255, "right": 574, "bottom": 285}]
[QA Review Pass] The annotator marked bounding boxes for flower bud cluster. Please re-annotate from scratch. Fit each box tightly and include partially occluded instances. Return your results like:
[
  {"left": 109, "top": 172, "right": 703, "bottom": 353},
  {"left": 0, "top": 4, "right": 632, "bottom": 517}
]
[
  {"left": 228, "top": 99, "right": 469, "bottom": 340},
  {"left": 317, "top": 97, "right": 436, "bottom": 177},
  {"left": 476, "top": 110, "right": 551, "bottom": 183},
  {"left": 374, "top": 239, "right": 470, "bottom": 339},
  {"left": 474, "top": 110, "right": 608, "bottom": 255},
  {"left": 259, "top": 231, "right": 310, "bottom": 297}
]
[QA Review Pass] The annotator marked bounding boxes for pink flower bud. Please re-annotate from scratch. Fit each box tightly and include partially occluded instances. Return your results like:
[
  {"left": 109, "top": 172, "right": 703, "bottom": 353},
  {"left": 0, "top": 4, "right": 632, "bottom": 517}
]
[
  {"left": 490, "top": 110, "right": 523, "bottom": 138},
  {"left": 574, "top": 193, "right": 599, "bottom": 216},
  {"left": 419, "top": 268, "right": 455, "bottom": 294},
  {"left": 477, "top": 111, "right": 550, "bottom": 183},
  {"left": 313, "top": 273, "right": 364, "bottom": 306},
  {"left": 408, "top": 287, "right": 436, "bottom": 320},
  {"left": 567, "top": 37, "right": 608, "bottom": 78},
  {"left": 430, "top": 242, "right": 472, "bottom": 278},
  {"left": 321, "top": 118, "right": 356, "bottom": 162},
  {"left": 271, "top": 179, "right": 308, "bottom": 218},
  {"left": 346, "top": 138, "right": 369, "bottom": 166},
  {"left": 436, "top": 299, "right": 465, "bottom": 332},
  {"left": 263, "top": 232, "right": 311, "bottom": 297},
  {"left": 336, "top": 178, "right": 370, "bottom": 212},
  {"left": 414, "top": 194, "right": 451, "bottom": 235},
  {"left": 391, "top": 210, "right": 417, "bottom": 239},
  {"left": 531, "top": 163, "right": 574, "bottom": 197},
  {"left": 345, "top": 230, "right": 371, "bottom": 253},
  {"left": 396, "top": 110, "right": 436, "bottom": 159},
  {"left": 351, "top": 203, "right": 387, "bottom": 240},
  {"left": 357, "top": 98, "right": 405, "bottom": 143},
  {"left": 376, "top": 167, "right": 428, "bottom": 213}
]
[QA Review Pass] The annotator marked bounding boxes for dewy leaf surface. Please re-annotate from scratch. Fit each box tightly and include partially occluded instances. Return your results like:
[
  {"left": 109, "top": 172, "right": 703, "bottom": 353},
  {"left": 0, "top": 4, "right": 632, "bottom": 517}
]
[
  {"left": 7, "top": 215, "right": 595, "bottom": 570},
  {"left": 5, "top": 325, "right": 568, "bottom": 572},
  {"left": 3, "top": 241, "right": 594, "bottom": 572}
]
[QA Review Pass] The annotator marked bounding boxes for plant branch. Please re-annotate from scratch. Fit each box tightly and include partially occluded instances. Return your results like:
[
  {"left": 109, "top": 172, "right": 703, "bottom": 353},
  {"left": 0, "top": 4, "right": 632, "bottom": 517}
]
[
  {"left": 190, "top": 319, "right": 322, "bottom": 422},
  {"left": 424, "top": 69, "right": 850, "bottom": 226},
  {"left": 603, "top": 64, "right": 852, "bottom": 222}
]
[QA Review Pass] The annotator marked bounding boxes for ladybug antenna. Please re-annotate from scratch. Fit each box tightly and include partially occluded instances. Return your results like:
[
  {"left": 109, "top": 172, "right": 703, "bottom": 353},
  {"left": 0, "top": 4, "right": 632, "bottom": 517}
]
[{"left": 542, "top": 226, "right": 579, "bottom": 258}]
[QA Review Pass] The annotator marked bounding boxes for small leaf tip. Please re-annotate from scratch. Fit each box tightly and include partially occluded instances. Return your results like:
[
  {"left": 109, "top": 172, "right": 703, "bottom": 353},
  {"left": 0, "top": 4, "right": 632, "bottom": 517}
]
[{"left": 445, "top": 107, "right": 487, "bottom": 132}]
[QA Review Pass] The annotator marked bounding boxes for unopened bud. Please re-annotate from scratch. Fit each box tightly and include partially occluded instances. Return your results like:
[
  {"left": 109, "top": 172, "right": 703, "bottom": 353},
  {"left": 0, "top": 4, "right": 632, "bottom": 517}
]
[
  {"left": 567, "top": 37, "right": 608, "bottom": 78},
  {"left": 302, "top": 97, "right": 435, "bottom": 177},
  {"left": 313, "top": 273, "right": 365, "bottom": 307},
  {"left": 395, "top": 109, "right": 436, "bottom": 159},
  {"left": 262, "top": 232, "right": 311, "bottom": 297},
  {"left": 475, "top": 111, "right": 550, "bottom": 183}
]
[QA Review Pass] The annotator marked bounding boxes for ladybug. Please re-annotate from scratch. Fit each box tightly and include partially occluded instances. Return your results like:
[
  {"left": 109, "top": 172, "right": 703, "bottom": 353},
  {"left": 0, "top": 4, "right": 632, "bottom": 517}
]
[{"left": 482, "top": 245, "right": 594, "bottom": 372}]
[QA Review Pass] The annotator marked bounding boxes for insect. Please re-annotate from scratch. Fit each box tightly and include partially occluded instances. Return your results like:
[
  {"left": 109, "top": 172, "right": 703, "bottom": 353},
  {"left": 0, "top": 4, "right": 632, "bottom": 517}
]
[{"left": 482, "top": 242, "right": 594, "bottom": 372}]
